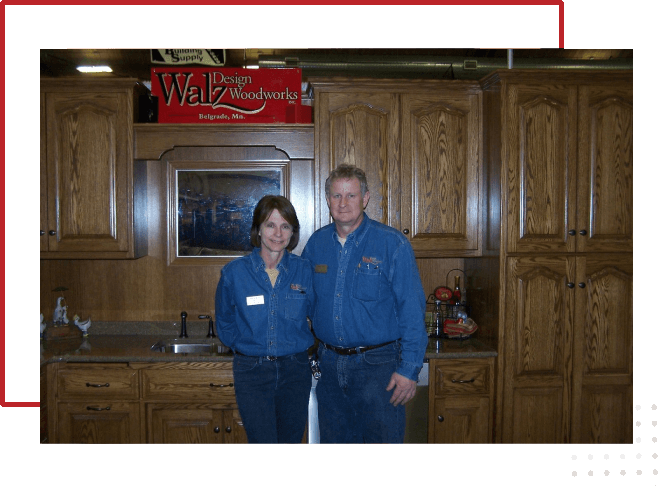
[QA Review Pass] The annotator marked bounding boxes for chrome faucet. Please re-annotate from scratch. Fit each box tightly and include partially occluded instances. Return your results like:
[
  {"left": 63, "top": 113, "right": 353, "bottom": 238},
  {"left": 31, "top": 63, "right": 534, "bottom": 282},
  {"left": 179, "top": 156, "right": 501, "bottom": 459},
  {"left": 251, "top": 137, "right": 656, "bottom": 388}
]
[{"left": 179, "top": 311, "right": 188, "bottom": 338}]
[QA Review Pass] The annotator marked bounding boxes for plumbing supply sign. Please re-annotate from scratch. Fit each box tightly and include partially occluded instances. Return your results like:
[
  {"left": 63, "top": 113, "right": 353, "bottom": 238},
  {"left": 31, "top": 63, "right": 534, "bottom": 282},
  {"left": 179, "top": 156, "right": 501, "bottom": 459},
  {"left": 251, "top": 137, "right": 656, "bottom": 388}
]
[{"left": 151, "top": 67, "right": 303, "bottom": 123}]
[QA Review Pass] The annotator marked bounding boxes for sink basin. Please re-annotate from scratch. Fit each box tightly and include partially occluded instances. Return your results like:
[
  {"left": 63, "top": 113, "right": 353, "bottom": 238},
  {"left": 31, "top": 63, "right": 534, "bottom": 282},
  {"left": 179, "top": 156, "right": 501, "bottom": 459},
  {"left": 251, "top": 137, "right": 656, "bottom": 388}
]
[{"left": 150, "top": 339, "right": 232, "bottom": 355}]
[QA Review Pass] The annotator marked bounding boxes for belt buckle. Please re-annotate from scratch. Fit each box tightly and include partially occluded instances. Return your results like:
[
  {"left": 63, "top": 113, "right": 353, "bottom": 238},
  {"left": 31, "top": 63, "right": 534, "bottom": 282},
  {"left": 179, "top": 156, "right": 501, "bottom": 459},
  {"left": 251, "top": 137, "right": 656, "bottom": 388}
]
[{"left": 265, "top": 356, "right": 277, "bottom": 361}]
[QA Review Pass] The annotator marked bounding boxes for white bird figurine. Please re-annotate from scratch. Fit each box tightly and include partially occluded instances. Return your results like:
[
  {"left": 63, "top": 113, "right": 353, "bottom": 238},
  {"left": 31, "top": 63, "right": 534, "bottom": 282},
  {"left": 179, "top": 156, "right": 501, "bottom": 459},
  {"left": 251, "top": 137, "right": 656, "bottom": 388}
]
[
  {"left": 40, "top": 313, "right": 47, "bottom": 337},
  {"left": 53, "top": 297, "right": 69, "bottom": 325},
  {"left": 73, "top": 315, "right": 92, "bottom": 336}
]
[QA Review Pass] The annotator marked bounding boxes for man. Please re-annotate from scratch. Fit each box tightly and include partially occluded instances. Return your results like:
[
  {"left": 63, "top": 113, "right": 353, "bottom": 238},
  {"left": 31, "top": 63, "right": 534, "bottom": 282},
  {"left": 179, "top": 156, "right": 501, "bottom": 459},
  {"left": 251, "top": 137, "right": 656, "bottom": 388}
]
[{"left": 302, "top": 164, "right": 428, "bottom": 443}]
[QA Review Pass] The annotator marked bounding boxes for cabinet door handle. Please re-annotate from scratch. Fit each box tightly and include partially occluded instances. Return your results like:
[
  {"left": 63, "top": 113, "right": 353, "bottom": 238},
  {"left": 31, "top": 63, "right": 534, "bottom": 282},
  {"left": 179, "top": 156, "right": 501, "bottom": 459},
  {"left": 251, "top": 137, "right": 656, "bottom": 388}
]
[
  {"left": 437, "top": 415, "right": 445, "bottom": 422},
  {"left": 40, "top": 230, "right": 45, "bottom": 236},
  {"left": 86, "top": 382, "right": 110, "bottom": 388},
  {"left": 214, "top": 427, "right": 220, "bottom": 433},
  {"left": 567, "top": 282, "right": 575, "bottom": 289},
  {"left": 578, "top": 282, "right": 586, "bottom": 288},
  {"left": 403, "top": 229, "right": 410, "bottom": 235},
  {"left": 86, "top": 406, "right": 111, "bottom": 411},
  {"left": 48, "top": 230, "right": 56, "bottom": 236},
  {"left": 568, "top": 229, "right": 576, "bottom": 236},
  {"left": 209, "top": 382, "right": 234, "bottom": 388},
  {"left": 451, "top": 378, "right": 475, "bottom": 384},
  {"left": 225, "top": 426, "right": 232, "bottom": 433},
  {"left": 579, "top": 230, "right": 587, "bottom": 236}
]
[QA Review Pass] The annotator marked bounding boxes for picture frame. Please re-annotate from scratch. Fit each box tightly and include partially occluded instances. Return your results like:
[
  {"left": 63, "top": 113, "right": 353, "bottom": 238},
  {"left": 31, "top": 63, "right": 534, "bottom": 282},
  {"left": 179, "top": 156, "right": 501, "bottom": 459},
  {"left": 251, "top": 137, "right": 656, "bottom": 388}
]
[{"left": 167, "top": 160, "right": 289, "bottom": 265}]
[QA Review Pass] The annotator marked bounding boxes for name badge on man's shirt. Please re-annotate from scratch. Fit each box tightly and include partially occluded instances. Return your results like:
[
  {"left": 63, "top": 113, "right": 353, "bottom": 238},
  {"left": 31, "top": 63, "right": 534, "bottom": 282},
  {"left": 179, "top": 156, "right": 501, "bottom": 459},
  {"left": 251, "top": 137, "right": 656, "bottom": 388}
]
[
  {"left": 246, "top": 295, "right": 265, "bottom": 306},
  {"left": 315, "top": 264, "right": 328, "bottom": 273}
]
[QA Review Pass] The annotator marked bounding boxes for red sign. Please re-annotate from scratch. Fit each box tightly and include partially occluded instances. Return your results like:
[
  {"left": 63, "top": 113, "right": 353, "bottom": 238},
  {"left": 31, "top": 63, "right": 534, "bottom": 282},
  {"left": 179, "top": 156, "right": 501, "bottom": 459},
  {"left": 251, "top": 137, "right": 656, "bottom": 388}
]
[{"left": 151, "top": 67, "right": 307, "bottom": 123}]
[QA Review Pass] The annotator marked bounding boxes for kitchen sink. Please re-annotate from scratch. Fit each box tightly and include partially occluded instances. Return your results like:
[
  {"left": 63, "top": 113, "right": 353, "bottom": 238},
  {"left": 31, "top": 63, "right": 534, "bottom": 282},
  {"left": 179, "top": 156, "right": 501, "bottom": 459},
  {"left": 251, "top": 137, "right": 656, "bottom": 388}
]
[{"left": 150, "top": 339, "right": 231, "bottom": 355}]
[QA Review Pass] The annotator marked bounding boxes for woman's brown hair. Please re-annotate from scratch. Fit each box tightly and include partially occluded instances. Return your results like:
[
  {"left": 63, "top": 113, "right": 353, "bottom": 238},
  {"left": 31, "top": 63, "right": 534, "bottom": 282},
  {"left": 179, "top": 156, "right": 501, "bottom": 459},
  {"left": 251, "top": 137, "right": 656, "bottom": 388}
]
[{"left": 250, "top": 195, "right": 300, "bottom": 251}]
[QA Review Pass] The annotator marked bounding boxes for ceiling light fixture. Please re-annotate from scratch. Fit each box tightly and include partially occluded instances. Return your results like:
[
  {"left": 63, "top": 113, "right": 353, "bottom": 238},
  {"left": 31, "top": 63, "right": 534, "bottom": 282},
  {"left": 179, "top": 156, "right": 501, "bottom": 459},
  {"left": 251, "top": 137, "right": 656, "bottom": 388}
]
[{"left": 77, "top": 65, "right": 113, "bottom": 73}]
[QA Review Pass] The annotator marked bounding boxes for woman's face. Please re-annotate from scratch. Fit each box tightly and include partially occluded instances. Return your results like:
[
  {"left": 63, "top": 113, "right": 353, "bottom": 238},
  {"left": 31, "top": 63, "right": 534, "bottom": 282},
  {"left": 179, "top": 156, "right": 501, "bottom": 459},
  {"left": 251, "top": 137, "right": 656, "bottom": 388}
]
[{"left": 259, "top": 209, "right": 293, "bottom": 255}]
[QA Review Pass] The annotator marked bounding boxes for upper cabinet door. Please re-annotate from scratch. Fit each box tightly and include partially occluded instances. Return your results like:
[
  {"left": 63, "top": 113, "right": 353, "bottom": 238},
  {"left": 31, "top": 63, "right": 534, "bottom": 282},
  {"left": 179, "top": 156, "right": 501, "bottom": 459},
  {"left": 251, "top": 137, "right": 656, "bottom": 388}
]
[
  {"left": 401, "top": 91, "right": 481, "bottom": 256},
  {"left": 506, "top": 84, "right": 578, "bottom": 253},
  {"left": 41, "top": 78, "right": 147, "bottom": 259},
  {"left": 577, "top": 85, "right": 633, "bottom": 253},
  {"left": 44, "top": 89, "right": 133, "bottom": 255},
  {"left": 315, "top": 90, "right": 400, "bottom": 229}
]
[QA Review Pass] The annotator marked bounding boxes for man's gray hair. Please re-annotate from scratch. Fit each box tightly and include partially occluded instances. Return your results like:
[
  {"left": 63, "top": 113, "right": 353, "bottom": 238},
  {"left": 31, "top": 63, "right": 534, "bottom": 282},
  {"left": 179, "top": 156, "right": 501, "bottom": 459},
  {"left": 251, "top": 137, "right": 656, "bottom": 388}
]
[{"left": 325, "top": 164, "right": 369, "bottom": 198}]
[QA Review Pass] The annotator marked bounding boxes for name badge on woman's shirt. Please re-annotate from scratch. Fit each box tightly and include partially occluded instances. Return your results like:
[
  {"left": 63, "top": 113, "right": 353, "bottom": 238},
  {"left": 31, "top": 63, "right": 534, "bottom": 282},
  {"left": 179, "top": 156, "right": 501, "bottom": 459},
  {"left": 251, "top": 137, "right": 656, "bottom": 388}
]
[{"left": 247, "top": 295, "right": 265, "bottom": 306}]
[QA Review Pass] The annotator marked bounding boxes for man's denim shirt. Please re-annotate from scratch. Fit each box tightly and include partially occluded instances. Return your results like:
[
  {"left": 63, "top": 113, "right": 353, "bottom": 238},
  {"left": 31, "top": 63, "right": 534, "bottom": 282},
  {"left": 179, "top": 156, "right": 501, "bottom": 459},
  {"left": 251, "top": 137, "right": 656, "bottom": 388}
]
[
  {"left": 215, "top": 247, "right": 315, "bottom": 357},
  {"left": 302, "top": 215, "right": 428, "bottom": 381}
]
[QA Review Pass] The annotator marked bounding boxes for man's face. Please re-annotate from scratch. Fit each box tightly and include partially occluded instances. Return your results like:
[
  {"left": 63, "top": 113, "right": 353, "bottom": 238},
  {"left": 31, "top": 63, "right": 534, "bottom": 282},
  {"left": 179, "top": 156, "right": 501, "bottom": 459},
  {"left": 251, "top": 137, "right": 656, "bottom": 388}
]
[{"left": 326, "top": 177, "right": 370, "bottom": 233}]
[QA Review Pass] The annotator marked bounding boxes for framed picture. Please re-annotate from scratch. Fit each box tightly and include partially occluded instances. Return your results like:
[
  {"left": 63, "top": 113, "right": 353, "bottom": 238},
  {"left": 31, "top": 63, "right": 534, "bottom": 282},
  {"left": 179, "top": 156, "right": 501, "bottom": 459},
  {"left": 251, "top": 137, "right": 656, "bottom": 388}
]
[{"left": 167, "top": 160, "right": 289, "bottom": 265}]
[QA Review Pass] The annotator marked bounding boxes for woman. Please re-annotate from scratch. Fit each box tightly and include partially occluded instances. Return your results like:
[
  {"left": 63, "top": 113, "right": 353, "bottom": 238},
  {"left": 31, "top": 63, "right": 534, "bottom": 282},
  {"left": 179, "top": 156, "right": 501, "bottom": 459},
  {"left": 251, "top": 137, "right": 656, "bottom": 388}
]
[{"left": 215, "top": 195, "right": 315, "bottom": 443}]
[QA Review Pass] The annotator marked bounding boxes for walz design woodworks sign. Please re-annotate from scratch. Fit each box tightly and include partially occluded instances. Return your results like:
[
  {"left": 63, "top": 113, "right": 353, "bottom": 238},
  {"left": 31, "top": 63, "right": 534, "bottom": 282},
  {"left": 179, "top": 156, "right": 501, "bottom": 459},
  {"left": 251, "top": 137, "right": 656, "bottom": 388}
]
[{"left": 151, "top": 67, "right": 303, "bottom": 123}]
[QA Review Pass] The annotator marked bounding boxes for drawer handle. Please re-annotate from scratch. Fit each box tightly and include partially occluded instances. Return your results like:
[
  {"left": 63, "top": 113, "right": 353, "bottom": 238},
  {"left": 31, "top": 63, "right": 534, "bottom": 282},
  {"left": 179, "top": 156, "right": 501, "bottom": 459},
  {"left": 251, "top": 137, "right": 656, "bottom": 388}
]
[
  {"left": 86, "top": 382, "right": 110, "bottom": 388},
  {"left": 451, "top": 378, "right": 475, "bottom": 384},
  {"left": 438, "top": 415, "right": 445, "bottom": 422},
  {"left": 86, "top": 406, "right": 111, "bottom": 411},
  {"left": 209, "top": 382, "right": 234, "bottom": 388}
]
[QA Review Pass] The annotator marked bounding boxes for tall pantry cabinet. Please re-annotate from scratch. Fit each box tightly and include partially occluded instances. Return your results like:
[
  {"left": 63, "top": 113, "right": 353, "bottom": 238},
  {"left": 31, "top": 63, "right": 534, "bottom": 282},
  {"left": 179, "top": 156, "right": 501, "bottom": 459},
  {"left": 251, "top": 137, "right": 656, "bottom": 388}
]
[{"left": 482, "top": 70, "right": 633, "bottom": 443}]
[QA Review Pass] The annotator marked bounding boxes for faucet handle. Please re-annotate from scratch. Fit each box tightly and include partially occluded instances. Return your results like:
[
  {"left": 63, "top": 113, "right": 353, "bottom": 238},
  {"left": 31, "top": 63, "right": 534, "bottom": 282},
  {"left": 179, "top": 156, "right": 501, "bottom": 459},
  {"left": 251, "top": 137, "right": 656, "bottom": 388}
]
[
  {"left": 199, "top": 314, "right": 216, "bottom": 338},
  {"left": 179, "top": 311, "right": 188, "bottom": 338}
]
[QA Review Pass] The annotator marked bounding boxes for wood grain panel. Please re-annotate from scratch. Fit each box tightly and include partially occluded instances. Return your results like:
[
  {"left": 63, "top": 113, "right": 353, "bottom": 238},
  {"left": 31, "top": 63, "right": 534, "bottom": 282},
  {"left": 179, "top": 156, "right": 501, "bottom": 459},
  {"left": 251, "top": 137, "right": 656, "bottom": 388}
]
[
  {"left": 571, "top": 254, "right": 632, "bottom": 443},
  {"left": 583, "top": 263, "right": 632, "bottom": 374},
  {"left": 402, "top": 91, "right": 481, "bottom": 255},
  {"left": 413, "top": 104, "right": 467, "bottom": 236},
  {"left": 46, "top": 91, "right": 130, "bottom": 253},
  {"left": 577, "top": 86, "right": 633, "bottom": 252},
  {"left": 508, "top": 257, "right": 572, "bottom": 379},
  {"left": 330, "top": 104, "right": 389, "bottom": 224},
  {"left": 578, "top": 385, "right": 632, "bottom": 443},
  {"left": 503, "top": 256, "right": 573, "bottom": 442},
  {"left": 506, "top": 85, "right": 577, "bottom": 253},
  {"left": 511, "top": 387, "right": 565, "bottom": 443}
]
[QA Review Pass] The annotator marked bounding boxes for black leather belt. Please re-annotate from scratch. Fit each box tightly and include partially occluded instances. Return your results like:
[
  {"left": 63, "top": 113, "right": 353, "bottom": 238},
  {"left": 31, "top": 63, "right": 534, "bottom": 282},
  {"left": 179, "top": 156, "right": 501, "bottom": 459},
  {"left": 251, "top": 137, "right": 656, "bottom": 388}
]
[
  {"left": 322, "top": 340, "right": 396, "bottom": 356},
  {"left": 234, "top": 350, "right": 280, "bottom": 361}
]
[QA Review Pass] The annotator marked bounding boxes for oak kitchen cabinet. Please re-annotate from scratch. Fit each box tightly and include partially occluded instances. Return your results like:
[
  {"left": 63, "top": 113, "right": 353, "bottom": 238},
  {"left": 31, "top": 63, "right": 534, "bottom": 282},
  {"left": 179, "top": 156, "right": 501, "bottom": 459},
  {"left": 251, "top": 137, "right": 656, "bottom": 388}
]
[
  {"left": 49, "top": 363, "right": 141, "bottom": 443},
  {"left": 482, "top": 70, "right": 633, "bottom": 443},
  {"left": 428, "top": 357, "right": 495, "bottom": 443},
  {"left": 40, "top": 78, "right": 147, "bottom": 259},
  {"left": 141, "top": 362, "right": 247, "bottom": 444},
  {"left": 503, "top": 254, "right": 632, "bottom": 443},
  {"left": 310, "top": 78, "right": 483, "bottom": 257},
  {"left": 46, "top": 361, "right": 247, "bottom": 444}
]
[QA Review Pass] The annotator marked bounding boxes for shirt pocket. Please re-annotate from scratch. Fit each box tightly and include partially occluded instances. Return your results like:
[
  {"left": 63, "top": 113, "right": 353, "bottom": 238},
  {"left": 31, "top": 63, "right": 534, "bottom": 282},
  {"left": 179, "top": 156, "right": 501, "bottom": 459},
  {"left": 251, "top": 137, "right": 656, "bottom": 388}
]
[
  {"left": 285, "top": 291, "right": 308, "bottom": 321},
  {"left": 352, "top": 266, "right": 381, "bottom": 301}
]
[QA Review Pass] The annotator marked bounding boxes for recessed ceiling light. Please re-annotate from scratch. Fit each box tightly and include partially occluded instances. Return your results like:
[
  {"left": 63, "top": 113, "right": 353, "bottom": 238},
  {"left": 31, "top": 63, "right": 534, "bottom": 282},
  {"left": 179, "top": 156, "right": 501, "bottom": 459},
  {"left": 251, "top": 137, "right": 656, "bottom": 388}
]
[{"left": 77, "top": 65, "right": 113, "bottom": 73}]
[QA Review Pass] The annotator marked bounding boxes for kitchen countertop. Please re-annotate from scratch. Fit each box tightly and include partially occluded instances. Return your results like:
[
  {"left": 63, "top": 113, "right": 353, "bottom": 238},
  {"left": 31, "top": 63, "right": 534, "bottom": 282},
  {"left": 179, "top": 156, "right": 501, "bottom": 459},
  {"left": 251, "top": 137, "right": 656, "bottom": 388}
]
[
  {"left": 40, "top": 334, "right": 496, "bottom": 365},
  {"left": 424, "top": 336, "right": 497, "bottom": 360},
  {"left": 39, "top": 335, "right": 232, "bottom": 365}
]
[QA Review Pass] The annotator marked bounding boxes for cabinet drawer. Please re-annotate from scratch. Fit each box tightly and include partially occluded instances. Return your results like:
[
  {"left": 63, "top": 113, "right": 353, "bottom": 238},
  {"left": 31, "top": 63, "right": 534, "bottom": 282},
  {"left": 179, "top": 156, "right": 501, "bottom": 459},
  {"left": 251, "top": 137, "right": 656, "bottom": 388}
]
[
  {"left": 57, "top": 364, "right": 138, "bottom": 399},
  {"left": 432, "top": 359, "right": 492, "bottom": 396},
  {"left": 142, "top": 365, "right": 237, "bottom": 402}
]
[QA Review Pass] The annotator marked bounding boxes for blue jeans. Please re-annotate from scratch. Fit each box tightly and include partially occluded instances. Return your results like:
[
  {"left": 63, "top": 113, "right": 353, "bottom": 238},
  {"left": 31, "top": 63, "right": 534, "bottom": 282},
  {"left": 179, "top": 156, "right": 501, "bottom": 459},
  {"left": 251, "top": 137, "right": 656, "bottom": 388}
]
[
  {"left": 233, "top": 351, "right": 312, "bottom": 443},
  {"left": 316, "top": 342, "right": 406, "bottom": 443}
]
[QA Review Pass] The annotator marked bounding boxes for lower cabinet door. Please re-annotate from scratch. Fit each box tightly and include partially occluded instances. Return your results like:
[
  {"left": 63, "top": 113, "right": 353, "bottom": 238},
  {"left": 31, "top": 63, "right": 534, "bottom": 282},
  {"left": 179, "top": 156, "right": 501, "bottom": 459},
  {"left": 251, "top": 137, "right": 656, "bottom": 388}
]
[
  {"left": 430, "top": 396, "right": 491, "bottom": 443},
  {"left": 146, "top": 403, "right": 247, "bottom": 444},
  {"left": 57, "top": 401, "right": 140, "bottom": 443}
]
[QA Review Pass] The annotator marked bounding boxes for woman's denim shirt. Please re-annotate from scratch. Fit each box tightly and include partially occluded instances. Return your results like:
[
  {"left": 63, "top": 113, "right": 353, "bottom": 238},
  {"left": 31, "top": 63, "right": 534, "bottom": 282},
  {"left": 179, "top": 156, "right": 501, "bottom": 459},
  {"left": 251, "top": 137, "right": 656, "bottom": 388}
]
[
  {"left": 215, "top": 247, "right": 315, "bottom": 357},
  {"left": 302, "top": 214, "right": 428, "bottom": 381}
]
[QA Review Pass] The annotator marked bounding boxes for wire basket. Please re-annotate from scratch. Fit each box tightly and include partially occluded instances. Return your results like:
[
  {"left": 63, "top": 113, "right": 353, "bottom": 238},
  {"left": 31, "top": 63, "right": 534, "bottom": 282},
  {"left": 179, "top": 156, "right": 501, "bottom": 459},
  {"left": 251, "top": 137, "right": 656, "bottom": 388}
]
[{"left": 425, "top": 268, "right": 471, "bottom": 339}]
